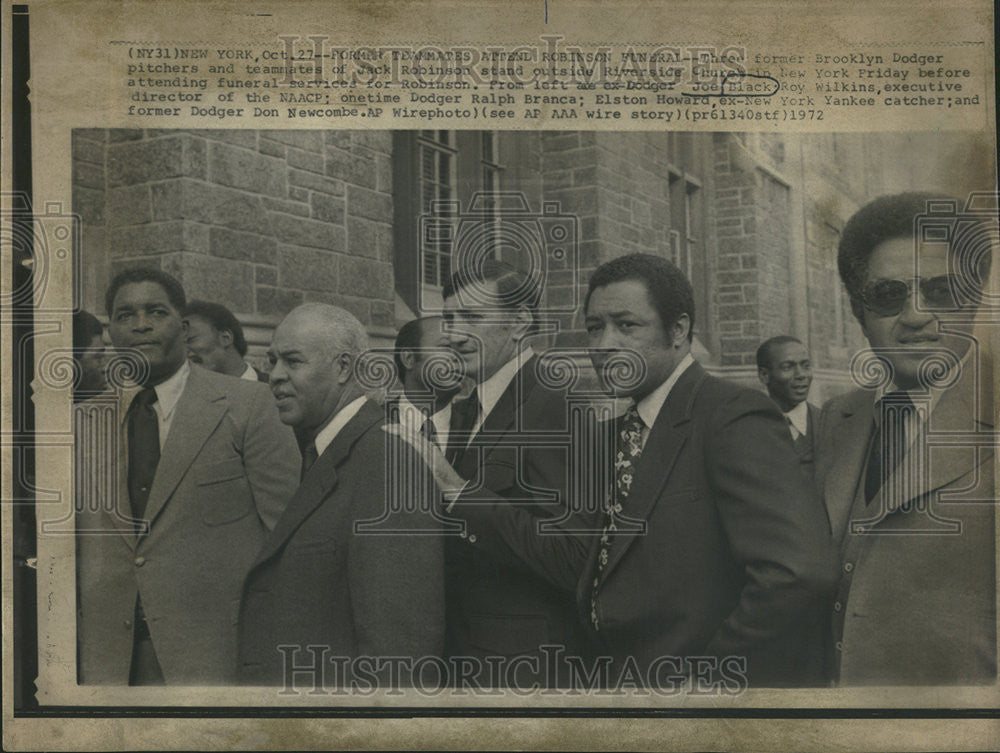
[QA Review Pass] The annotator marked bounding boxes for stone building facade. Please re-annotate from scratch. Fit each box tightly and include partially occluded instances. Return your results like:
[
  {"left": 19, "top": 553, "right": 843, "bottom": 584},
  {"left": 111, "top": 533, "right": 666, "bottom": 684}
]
[{"left": 73, "top": 128, "right": 986, "bottom": 400}]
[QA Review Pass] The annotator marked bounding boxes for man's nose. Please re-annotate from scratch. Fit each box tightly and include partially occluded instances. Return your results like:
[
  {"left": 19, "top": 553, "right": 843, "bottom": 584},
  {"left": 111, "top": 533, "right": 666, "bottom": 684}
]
[
  {"left": 269, "top": 361, "right": 287, "bottom": 385},
  {"left": 897, "top": 290, "right": 936, "bottom": 328},
  {"left": 132, "top": 312, "right": 154, "bottom": 331}
]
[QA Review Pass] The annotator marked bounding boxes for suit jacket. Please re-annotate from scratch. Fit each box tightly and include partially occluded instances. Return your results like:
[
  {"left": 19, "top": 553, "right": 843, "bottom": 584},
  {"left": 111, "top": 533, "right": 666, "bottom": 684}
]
[
  {"left": 237, "top": 400, "right": 445, "bottom": 686},
  {"left": 582, "top": 362, "right": 837, "bottom": 686},
  {"left": 444, "top": 354, "right": 592, "bottom": 685},
  {"left": 815, "top": 358, "right": 996, "bottom": 685},
  {"left": 75, "top": 365, "right": 300, "bottom": 684}
]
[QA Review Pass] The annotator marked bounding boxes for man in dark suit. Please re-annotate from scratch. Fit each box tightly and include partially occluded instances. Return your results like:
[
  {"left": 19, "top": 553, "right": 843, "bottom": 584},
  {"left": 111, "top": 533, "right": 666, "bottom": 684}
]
[
  {"left": 396, "top": 254, "right": 836, "bottom": 687},
  {"left": 815, "top": 192, "right": 995, "bottom": 685},
  {"left": 75, "top": 269, "right": 300, "bottom": 685},
  {"left": 428, "top": 259, "right": 590, "bottom": 688},
  {"left": 387, "top": 315, "right": 464, "bottom": 451},
  {"left": 184, "top": 300, "right": 268, "bottom": 382},
  {"left": 756, "top": 335, "right": 820, "bottom": 471},
  {"left": 237, "top": 304, "right": 445, "bottom": 688}
]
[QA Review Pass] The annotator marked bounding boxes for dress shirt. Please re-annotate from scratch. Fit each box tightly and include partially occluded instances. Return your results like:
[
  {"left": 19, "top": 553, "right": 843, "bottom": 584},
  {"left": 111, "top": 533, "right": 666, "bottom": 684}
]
[
  {"left": 313, "top": 396, "right": 368, "bottom": 458},
  {"left": 396, "top": 395, "right": 451, "bottom": 450},
  {"left": 633, "top": 353, "right": 695, "bottom": 448},
  {"left": 239, "top": 362, "right": 258, "bottom": 381},
  {"left": 467, "top": 346, "right": 534, "bottom": 443},
  {"left": 784, "top": 401, "right": 810, "bottom": 440},
  {"left": 871, "top": 357, "right": 955, "bottom": 453},
  {"left": 147, "top": 360, "right": 191, "bottom": 449}
]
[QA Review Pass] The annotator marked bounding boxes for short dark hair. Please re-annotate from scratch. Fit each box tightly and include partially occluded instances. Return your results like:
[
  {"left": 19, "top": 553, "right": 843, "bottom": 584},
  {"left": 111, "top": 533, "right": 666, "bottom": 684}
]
[
  {"left": 105, "top": 267, "right": 186, "bottom": 318},
  {"left": 838, "top": 191, "right": 993, "bottom": 322},
  {"left": 442, "top": 258, "right": 541, "bottom": 333},
  {"left": 756, "top": 335, "right": 803, "bottom": 370},
  {"left": 585, "top": 253, "right": 695, "bottom": 341},
  {"left": 184, "top": 300, "right": 248, "bottom": 357},
  {"left": 73, "top": 309, "right": 104, "bottom": 351},
  {"left": 393, "top": 317, "right": 430, "bottom": 381}
]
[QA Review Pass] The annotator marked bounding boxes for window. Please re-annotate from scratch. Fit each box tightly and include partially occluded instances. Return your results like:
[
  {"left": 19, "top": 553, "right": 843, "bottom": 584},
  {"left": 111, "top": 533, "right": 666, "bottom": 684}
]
[
  {"left": 393, "top": 131, "right": 505, "bottom": 313},
  {"left": 668, "top": 170, "right": 701, "bottom": 281}
]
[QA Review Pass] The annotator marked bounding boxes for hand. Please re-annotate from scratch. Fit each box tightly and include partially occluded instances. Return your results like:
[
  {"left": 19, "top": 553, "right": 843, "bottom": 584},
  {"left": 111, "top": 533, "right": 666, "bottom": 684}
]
[{"left": 382, "top": 423, "right": 467, "bottom": 495}]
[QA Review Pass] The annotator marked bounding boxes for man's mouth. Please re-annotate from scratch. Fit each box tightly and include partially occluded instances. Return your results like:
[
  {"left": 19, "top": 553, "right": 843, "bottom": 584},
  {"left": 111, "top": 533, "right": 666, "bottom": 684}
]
[{"left": 897, "top": 335, "right": 939, "bottom": 345}]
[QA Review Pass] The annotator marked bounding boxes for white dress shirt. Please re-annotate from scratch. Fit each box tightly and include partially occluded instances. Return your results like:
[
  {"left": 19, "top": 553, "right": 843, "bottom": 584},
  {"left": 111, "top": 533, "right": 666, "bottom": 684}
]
[
  {"left": 148, "top": 360, "right": 191, "bottom": 449},
  {"left": 313, "top": 396, "right": 368, "bottom": 457},
  {"left": 468, "top": 346, "right": 534, "bottom": 444},
  {"left": 784, "top": 401, "right": 810, "bottom": 440},
  {"left": 633, "top": 353, "right": 695, "bottom": 448},
  {"left": 239, "top": 362, "right": 258, "bottom": 381}
]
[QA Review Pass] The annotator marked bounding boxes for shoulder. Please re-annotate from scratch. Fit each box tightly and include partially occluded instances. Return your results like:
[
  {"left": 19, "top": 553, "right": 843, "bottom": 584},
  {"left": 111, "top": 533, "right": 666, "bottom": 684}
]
[
  {"left": 696, "top": 373, "right": 778, "bottom": 419},
  {"left": 190, "top": 364, "right": 272, "bottom": 402}
]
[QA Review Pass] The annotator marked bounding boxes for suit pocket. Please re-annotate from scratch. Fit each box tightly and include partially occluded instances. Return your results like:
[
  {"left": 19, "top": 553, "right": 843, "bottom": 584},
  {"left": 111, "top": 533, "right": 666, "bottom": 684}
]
[{"left": 195, "top": 457, "right": 253, "bottom": 526}]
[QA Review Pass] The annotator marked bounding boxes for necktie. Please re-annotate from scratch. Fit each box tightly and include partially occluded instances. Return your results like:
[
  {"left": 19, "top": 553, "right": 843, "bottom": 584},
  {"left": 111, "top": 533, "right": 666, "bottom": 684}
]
[
  {"left": 300, "top": 441, "right": 319, "bottom": 481},
  {"left": 590, "top": 404, "right": 645, "bottom": 630},
  {"left": 864, "top": 391, "right": 915, "bottom": 504},
  {"left": 127, "top": 387, "right": 160, "bottom": 525},
  {"left": 421, "top": 416, "right": 439, "bottom": 449},
  {"left": 446, "top": 388, "right": 480, "bottom": 464},
  {"left": 785, "top": 414, "right": 802, "bottom": 440}
]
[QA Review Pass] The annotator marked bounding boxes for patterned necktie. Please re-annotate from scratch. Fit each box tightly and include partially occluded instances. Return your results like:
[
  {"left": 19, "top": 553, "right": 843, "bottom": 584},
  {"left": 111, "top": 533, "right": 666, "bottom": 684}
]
[
  {"left": 864, "top": 391, "right": 915, "bottom": 504},
  {"left": 127, "top": 387, "right": 160, "bottom": 525},
  {"left": 590, "top": 404, "right": 645, "bottom": 631},
  {"left": 300, "top": 441, "right": 319, "bottom": 482}
]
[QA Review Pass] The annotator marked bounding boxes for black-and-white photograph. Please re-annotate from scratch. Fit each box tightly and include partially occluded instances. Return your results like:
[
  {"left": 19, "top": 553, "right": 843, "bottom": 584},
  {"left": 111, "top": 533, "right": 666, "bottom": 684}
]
[{"left": 60, "top": 127, "right": 996, "bottom": 693}]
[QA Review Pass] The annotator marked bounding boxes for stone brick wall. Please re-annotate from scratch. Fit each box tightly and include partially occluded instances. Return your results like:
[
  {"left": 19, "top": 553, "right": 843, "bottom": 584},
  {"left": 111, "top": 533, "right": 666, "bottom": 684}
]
[{"left": 72, "top": 129, "right": 395, "bottom": 342}]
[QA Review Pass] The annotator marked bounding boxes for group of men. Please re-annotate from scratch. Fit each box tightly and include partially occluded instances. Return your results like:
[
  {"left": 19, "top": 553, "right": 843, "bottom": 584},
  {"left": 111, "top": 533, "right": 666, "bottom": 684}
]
[{"left": 74, "top": 191, "right": 995, "bottom": 690}]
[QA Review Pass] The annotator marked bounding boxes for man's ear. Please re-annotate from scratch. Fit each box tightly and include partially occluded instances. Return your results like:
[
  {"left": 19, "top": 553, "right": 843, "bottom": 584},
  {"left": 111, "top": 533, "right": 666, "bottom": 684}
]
[
  {"left": 758, "top": 367, "right": 770, "bottom": 388},
  {"left": 400, "top": 350, "right": 416, "bottom": 370},
  {"left": 219, "top": 328, "right": 234, "bottom": 349},
  {"left": 511, "top": 306, "right": 533, "bottom": 341},
  {"left": 670, "top": 314, "right": 691, "bottom": 347},
  {"left": 335, "top": 352, "right": 354, "bottom": 384}
]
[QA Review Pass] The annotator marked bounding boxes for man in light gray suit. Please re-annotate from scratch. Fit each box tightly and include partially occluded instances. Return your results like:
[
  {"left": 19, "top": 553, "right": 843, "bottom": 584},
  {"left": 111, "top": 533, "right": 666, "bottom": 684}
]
[
  {"left": 76, "top": 268, "right": 300, "bottom": 685},
  {"left": 816, "top": 193, "right": 995, "bottom": 685}
]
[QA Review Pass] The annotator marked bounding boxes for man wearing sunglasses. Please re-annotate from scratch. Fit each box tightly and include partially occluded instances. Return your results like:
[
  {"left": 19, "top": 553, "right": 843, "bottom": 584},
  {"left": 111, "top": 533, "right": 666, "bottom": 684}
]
[{"left": 816, "top": 192, "right": 995, "bottom": 685}]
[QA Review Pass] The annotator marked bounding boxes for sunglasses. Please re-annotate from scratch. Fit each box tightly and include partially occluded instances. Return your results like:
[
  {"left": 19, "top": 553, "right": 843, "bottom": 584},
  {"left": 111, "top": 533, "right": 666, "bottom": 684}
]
[{"left": 860, "top": 275, "right": 963, "bottom": 317}]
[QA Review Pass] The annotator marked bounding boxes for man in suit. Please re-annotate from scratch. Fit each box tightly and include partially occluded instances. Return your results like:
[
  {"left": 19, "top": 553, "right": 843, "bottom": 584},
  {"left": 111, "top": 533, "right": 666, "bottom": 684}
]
[
  {"left": 184, "top": 300, "right": 268, "bottom": 382},
  {"left": 757, "top": 335, "right": 820, "bottom": 471},
  {"left": 237, "top": 304, "right": 445, "bottom": 688},
  {"left": 815, "top": 192, "right": 996, "bottom": 685},
  {"left": 429, "top": 259, "right": 590, "bottom": 688},
  {"left": 396, "top": 254, "right": 835, "bottom": 687},
  {"left": 75, "top": 269, "right": 300, "bottom": 685},
  {"left": 387, "top": 315, "right": 464, "bottom": 451}
]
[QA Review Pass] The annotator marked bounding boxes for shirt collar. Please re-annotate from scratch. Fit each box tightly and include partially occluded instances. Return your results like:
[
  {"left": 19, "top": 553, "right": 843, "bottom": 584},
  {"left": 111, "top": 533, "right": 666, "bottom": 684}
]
[
  {"left": 476, "top": 346, "right": 534, "bottom": 421},
  {"left": 397, "top": 394, "right": 452, "bottom": 438},
  {"left": 784, "top": 400, "right": 810, "bottom": 436},
  {"left": 151, "top": 360, "right": 191, "bottom": 422},
  {"left": 634, "top": 353, "right": 695, "bottom": 430},
  {"left": 871, "top": 348, "right": 968, "bottom": 422},
  {"left": 314, "top": 396, "right": 368, "bottom": 458},
  {"left": 239, "top": 362, "right": 258, "bottom": 381}
]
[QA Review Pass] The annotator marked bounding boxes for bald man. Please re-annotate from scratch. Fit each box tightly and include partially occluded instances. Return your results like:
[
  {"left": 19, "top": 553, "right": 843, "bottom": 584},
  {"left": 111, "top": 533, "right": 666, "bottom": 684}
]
[{"left": 236, "top": 304, "right": 445, "bottom": 688}]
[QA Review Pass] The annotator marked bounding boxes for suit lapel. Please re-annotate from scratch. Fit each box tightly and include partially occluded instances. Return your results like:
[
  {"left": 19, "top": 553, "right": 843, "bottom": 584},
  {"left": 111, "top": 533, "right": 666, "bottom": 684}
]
[
  {"left": 878, "top": 362, "right": 994, "bottom": 515},
  {"left": 253, "top": 401, "right": 383, "bottom": 565},
  {"left": 823, "top": 389, "right": 874, "bottom": 541},
  {"left": 111, "top": 387, "right": 141, "bottom": 548},
  {"left": 142, "top": 367, "right": 227, "bottom": 529},
  {"left": 456, "top": 355, "right": 537, "bottom": 477},
  {"left": 599, "top": 362, "right": 703, "bottom": 582}
]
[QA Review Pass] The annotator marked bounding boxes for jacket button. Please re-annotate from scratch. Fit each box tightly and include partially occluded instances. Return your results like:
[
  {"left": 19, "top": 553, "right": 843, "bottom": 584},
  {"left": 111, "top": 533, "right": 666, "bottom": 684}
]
[
  {"left": 468, "top": 534, "right": 477, "bottom": 543},
  {"left": 835, "top": 641, "right": 844, "bottom": 651},
  {"left": 123, "top": 619, "right": 132, "bottom": 628},
  {"left": 134, "top": 556, "right": 146, "bottom": 567},
  {"left": 833, "top": 601, "right": 842, "bottom": 612},
  {"left": 843, "top": 562, "right": 854, "bottom": 573}
]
